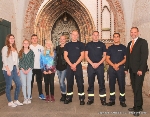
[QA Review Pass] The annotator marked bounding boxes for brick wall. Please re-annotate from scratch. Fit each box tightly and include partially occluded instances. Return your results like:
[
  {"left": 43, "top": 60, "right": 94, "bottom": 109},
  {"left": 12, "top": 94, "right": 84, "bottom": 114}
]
[
  {"left": 0, "top": 0, "right": 17, "bottom": 43},
  {"left": 0, "top": 0, "right": 30, "bottom": 49}
]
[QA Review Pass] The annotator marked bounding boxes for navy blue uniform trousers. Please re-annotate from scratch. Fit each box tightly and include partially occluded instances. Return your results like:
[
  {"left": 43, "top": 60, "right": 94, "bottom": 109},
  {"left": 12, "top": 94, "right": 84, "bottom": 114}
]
[
  {"left": 66, "top": 64, "right": 85, "bottom": 100},
  {"left": 87, "top": 65, "right": 106, "bottom": 101},
  {"left": 108, "top": 66, "right": 125, "bottom": 102}
]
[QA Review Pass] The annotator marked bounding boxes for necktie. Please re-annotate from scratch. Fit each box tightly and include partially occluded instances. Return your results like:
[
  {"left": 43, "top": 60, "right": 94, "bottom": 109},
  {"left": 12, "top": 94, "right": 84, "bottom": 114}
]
[{"left": 130, "top": 39, "right": 134, "bottom": 53}]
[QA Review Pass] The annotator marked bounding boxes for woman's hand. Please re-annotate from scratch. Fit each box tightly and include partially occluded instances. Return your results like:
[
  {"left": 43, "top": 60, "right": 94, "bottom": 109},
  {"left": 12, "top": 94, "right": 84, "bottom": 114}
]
[
  {"left": 26, "top": 68, "right": 31, "bottom": 74},
  {"left": 17, "top": 69, "right": 20, "bottom": 76},
  {"left": 43, "top": 71, "right": 48, "bottom": 74},
  {"left": 22, "top": 68, "right": 26, "bottom": 74},
  {"left": 7, "top": 70, "right": 11, "bottom": 76},
  {"left": 48, "top": 70, "right": 52, "bottom": 74}
]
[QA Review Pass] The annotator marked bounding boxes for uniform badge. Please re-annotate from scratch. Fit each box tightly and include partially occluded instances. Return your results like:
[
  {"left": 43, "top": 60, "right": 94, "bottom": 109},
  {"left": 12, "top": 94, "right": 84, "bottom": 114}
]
[{"left": 76, "top": 47, "right": 79, "bottom": 49}]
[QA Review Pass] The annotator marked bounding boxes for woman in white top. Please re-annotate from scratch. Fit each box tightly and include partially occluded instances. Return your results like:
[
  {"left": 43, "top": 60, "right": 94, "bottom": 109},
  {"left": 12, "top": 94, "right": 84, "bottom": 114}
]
[{"left": 1, "top": 34, "right": 23, "bottom": 107}]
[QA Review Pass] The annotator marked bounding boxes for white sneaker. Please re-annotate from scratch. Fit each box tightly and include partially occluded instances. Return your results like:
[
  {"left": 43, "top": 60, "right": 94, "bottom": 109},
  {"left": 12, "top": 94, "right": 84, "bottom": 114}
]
[
  {"left": 27, "top": 99, "right": 31, "bottom": 104},
  {"left": 14, "top": 100, "right": 23, "bottom": 106},
  {"left": 23, "top": 99, "right": 28, "bottom": 104},
  {"left": 8, "top": 101, "right": 17, "bottom": 107}
]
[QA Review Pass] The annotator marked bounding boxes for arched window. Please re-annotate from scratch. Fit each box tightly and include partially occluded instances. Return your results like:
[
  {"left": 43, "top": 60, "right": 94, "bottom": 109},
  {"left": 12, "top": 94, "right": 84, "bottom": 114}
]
[{"left": 100, "top": 0, "right": 114, "bottom": 40}]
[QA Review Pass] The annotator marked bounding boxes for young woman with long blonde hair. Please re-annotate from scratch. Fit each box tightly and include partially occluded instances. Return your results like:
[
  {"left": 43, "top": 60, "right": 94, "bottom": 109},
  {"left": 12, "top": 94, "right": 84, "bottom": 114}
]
[
  {"left": 19, "top": 39, "right": 34, "bottom": 104},
  {"left": 40, "top": 39, "right": 56, "bottom": 102}
]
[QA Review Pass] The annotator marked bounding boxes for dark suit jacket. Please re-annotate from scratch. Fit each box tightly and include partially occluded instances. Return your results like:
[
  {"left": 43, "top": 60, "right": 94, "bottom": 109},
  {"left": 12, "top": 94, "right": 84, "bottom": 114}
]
[{"left": 125, "top": 37, "right": 148, "bottom": 73}]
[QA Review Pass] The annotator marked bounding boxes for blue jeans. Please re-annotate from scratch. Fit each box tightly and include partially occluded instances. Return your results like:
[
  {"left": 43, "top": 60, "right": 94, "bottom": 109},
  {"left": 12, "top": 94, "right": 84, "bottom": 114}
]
[
  {"left": 20, "top": 70, "right": 32, "bottom": 99},
  {"left": 3, "top": 66, "right": 22, "bottom": 102},
  {"left": 57, "top": 69, "right": 66, "bottom": 94}
]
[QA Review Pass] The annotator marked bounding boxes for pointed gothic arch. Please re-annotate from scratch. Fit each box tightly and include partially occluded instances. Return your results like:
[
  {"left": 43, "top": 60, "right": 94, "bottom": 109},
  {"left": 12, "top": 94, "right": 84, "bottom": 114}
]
[{"left": 24, "top": 0, "right": 125, "bottom": 44}]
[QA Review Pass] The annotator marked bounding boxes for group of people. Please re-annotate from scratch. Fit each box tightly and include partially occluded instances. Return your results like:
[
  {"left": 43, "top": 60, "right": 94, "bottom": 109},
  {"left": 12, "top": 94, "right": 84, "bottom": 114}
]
[{"left": 1, "top": 27, "right": 148, "bottom": 116}]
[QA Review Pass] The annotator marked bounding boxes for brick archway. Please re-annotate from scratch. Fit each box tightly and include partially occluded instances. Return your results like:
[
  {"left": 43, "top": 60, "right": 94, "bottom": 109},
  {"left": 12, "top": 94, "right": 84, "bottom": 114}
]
[
  {"left": 24, "top": 0, "right": 95, "bottom": 44},
  {"left": 24, "top": 0, "right": 125, "bottom": 44}
]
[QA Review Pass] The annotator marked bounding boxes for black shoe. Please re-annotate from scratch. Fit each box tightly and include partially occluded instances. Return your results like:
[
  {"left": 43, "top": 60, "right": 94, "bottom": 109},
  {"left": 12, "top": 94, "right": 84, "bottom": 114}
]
[
  {"left": 101, "top": 101, "right": 107, "bottom": 106},
  {"left": 64, "top": 99, "right": 72, "bottom": 104},
  {"left": 80, "top": 100, "right": 85, "bottom": 105},
  {"left": 120, "top": 102, "right": 127, "bottom": 107},
  {"left": 139, "top": 108, "right": 143, "bottom": 111},
  {"left": 128, "top": 107, "right": 143, "bottom": 111},
  {"left": 87, "top": 100, "right": 94, "bottom": 105},
  {"left": 128, "top": 108, "right": 134, "bottom": 111},
  {"left": 60, "top": 94, "right": 66, "bottom": 101},
  {"left": 107, "top": 101, "right": 115, "bottom": 106},
  {"left": 133, "top": 111, "right": 140, "bottom": 116}
]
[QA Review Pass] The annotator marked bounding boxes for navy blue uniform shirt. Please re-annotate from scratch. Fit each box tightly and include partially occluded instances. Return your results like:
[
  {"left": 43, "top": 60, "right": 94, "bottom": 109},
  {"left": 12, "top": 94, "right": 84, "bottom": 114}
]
[
  {"left": 85, "top": 41, "right": 106, "bottom": 64},
  {"left": 64, "top": 41, "right": 85, "bottom": 63},
  {"left": 107, "top": 44, "right": 126, "bottom": 65}
]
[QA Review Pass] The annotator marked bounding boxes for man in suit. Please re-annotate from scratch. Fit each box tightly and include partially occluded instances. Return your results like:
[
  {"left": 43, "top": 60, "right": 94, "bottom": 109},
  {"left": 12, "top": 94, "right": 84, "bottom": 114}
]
[{"left": 125, "top": 27, "right": 148, "bottom": 116}]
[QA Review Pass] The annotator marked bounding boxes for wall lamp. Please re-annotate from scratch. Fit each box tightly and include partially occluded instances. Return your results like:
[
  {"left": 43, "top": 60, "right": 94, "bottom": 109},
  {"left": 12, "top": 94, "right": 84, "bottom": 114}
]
[{"left": 0, "top": 18, "right": 3, "bottom": 22}]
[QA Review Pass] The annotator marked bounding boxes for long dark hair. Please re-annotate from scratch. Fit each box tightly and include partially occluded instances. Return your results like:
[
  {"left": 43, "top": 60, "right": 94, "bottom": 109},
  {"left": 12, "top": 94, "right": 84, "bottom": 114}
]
[{"left": 5, "top": 34, "right": 17, "bottom": 57}]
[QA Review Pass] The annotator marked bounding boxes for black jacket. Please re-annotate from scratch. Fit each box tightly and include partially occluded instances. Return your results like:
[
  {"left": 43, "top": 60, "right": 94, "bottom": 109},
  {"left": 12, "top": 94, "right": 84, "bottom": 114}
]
[
  {"left": 56, "top": 45, "right": 66, "bottom": 66},
  {"left": 125, "top": 37, "right": 148, "bottom": 73}
]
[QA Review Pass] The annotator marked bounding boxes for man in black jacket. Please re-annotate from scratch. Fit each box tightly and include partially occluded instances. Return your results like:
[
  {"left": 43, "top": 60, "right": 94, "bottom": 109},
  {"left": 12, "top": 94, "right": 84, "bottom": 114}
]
[
  {"left": 56, "top": 35, "right": 67, "bottom": 102},
  {"left": 125, "top": 27, "right": 148, "bottom": 116}
]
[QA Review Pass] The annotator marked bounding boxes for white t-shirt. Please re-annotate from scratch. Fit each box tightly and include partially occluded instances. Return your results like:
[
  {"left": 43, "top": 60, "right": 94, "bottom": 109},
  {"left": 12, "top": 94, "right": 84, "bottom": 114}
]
[
  {"left": 12, "top": 51, "right": 18, "bottom": 65},
  {"left": 30, "top": 44, "right": 44, "bottom": 69}
]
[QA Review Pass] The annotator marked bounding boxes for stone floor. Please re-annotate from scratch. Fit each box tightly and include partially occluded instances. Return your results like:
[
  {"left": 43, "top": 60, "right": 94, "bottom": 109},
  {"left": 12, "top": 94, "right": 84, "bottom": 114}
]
[{"left": 0, "top": 70, "right": 150, "bottom": 117}]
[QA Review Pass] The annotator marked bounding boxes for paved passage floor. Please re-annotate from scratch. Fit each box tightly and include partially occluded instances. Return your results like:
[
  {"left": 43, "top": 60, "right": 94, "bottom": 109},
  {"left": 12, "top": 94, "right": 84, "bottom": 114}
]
[{"left": 0, "top": 71, "right": 150, "bottom": 117}]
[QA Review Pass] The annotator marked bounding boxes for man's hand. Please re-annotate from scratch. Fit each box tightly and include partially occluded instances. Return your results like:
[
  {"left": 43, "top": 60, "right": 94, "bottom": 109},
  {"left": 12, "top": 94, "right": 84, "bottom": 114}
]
[
  {"left": 91, "top": 63, "right": 100, "bottom": 69},
  {"left": 71, "top": 63, "right": 76, "bottom": 71},
  {"left": 93, "top": 63, "right": 100, "bottom": 69},
  {"left": 124, "top": 71, "right": 128, "bottom": 74},
  {"left": 113, "top": 63, "right": 119, "bottom": 71},
  {"left": 137, "top": 71, "right": 142, "bottom": 76},
  {"left": 91, "top": 63, "right": 95, "bottom": 69}
]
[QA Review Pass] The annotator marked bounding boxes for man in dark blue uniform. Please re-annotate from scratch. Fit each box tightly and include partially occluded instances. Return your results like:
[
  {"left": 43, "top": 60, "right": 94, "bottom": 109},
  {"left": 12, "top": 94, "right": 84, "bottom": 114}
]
[
  {"left": 106, "top": 33, "right": 127, "bottom": 107},
  {"left": 85, "top": 31, "right": 107, "bottom": 106},
  {"left": 64, "top": 30, "right": 85, "bottom": 105}
]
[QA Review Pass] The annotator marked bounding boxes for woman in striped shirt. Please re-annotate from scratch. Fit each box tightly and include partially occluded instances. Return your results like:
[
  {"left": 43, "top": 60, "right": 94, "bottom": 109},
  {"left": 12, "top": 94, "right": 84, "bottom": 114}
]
[{"left": 19, "top": 39, "right": 34, "bottom": 104}]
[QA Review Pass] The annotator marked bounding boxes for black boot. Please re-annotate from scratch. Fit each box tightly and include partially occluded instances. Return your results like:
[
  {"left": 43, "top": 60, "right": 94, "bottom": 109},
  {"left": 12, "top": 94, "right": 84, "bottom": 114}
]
[
  {"left": 64, "top": 98, "right": 72, "bottom": 104},
  {"left": 60, "top": 94, "right": 66, "bottom": 101},
  {"left": 80, "top": 99, "right": 85, "bottom": 105},
  {"left": 107, "top": 101, "right": 115, "bottom": 106},
  {"left": 101, "top": 99, "right": 107, "bottom": 106}
]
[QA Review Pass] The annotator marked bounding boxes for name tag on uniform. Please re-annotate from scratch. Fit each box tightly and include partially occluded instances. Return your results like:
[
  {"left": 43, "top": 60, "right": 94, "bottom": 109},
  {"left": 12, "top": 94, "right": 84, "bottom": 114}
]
[
  {"left": 76, "top": 47, "right": 79, "bottom": 49},
  {"left": 97, "top": 47, "right": 101, "bottom": 48},
  {"left": 118, "top": 50, "right": 122, "bottom": 51}
]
